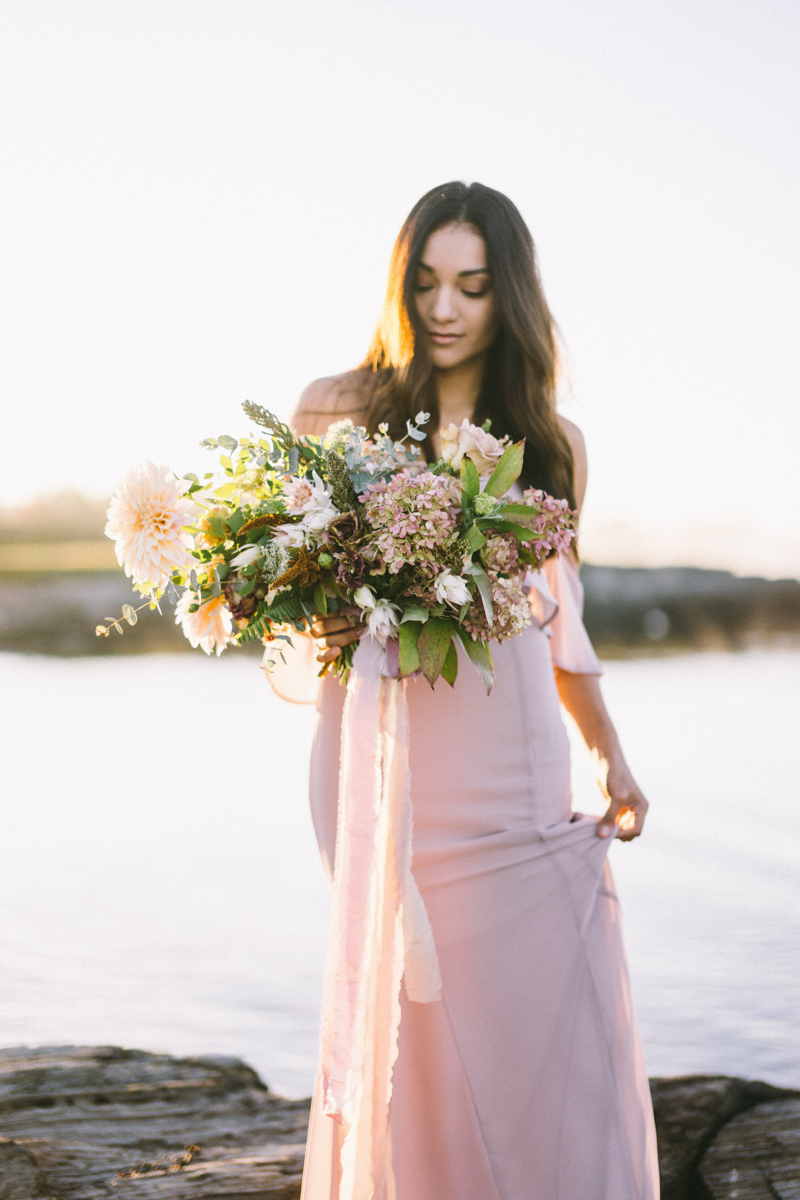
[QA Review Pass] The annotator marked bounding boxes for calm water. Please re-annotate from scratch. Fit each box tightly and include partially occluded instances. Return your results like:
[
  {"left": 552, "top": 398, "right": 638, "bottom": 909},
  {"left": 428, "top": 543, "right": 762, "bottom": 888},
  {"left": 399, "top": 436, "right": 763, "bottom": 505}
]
[{"left": 0, "top": 649, "right": 798, "bottom": 1097}]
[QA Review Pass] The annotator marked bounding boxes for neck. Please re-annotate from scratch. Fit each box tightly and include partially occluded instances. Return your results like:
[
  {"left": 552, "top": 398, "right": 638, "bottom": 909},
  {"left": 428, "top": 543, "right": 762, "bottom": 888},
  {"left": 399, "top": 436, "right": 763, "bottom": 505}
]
[{"left": 433, "top": 353, "right": 486, "bottom": 431}]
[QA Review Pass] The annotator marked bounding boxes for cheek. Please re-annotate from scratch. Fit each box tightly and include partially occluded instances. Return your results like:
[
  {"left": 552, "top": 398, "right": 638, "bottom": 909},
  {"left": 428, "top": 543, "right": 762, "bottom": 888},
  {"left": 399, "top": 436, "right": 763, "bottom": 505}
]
[{"left": 468, "top": 300, "right": 499, "bottom": 345}]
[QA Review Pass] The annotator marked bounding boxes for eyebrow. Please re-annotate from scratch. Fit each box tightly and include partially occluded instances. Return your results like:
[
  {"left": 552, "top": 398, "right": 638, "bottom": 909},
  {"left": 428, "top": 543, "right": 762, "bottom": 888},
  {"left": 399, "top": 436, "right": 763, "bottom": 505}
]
[{"left": 418, "top": 262, "right": 490, "bottom": 277}]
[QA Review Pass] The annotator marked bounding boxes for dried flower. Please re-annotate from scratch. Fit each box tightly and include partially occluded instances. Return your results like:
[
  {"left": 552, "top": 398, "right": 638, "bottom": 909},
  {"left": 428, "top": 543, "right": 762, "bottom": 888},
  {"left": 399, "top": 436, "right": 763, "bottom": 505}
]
[{"left": 270, "top": 545, "right": 321, "bottom": 591}]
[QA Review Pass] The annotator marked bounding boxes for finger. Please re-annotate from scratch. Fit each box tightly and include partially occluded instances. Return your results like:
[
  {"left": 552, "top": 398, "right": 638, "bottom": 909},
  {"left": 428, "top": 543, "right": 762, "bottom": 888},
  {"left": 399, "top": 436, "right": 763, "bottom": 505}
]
[
  {"left": 315, "top": 645, "right": 342, "bottom": 663},
  {"left": 616, "top": 804, "right": 646, "bottom": 841},
  {"left": 310, "top": 615, "right": 353, "bottom": 637},
  {"left": 317, "top": 628, "right": 364, "bottom": 650}
]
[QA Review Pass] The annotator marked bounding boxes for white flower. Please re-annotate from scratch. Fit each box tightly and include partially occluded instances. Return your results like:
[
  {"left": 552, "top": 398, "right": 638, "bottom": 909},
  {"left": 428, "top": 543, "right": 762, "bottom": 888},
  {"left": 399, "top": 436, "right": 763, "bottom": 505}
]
[
  {"left": 433, "top": 571, "right": 471, "bottom": 607},
  {"left": 282, "top": 470, "right": 334, "bottom": 516},
  {"left": 230, "top": 544, "right": 262, "bottom": 568},
  {"left": 105, "top": 462, "right": 196, "bottom": 592},
  {"left": 300, "top": 501, "right": 338, "bottom": 534},
  {"left": 272, "top": 523, "right": 307, "bottom": 548},
  {"left": 440, "top": 419, "right": 507, "bottom": 475},
  {"left": 353, "top": 585, "right": 376, "bottom": 610},
  {"left": 175, "top": 591, "right": 234, "bottom": 657},
  {"left": 415, "top": 411, "right": 431, "bottom": 425},
  {"left": 367, "top": 600, "right": 400, "bottom": 646}
]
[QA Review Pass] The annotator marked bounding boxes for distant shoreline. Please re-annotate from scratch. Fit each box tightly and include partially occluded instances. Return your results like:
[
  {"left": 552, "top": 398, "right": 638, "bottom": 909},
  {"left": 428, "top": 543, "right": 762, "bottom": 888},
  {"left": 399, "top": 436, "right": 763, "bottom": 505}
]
[{"left": 2, "top": 560, "right": 799, "bottom": 659}]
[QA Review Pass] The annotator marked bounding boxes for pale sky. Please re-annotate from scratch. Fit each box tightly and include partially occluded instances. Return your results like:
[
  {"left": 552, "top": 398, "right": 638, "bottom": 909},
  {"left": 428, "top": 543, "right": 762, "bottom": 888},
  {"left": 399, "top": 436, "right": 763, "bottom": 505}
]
[{"left": 1, "top": 1, "right": 798, "bottom": 575}]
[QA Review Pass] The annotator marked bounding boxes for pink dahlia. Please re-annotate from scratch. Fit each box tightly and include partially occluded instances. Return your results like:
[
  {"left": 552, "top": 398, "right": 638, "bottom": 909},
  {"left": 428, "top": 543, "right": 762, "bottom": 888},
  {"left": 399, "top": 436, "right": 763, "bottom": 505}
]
[
  {"left": 175, "top": 591, "right": 234, "bottom": 656},
  {"left": 105, "top": 462, "right": 196, "bottom": 592}
]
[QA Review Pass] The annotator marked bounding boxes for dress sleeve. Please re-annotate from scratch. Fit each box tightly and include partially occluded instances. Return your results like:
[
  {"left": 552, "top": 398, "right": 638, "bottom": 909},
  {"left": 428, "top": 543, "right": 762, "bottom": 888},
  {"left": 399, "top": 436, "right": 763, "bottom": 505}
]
[
  {"left": 539, "top": 555, "right": 603, "bottom": 676},
  {"left": 262, "top": 632, "right": 322, "bottom": 705}
]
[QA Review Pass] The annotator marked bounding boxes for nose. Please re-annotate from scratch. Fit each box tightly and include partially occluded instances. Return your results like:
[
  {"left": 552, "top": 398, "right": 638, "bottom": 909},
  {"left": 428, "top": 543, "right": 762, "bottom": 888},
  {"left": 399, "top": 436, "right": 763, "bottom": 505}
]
[{"left": 430, "top": 285, "right": 458, "bottom": 324}]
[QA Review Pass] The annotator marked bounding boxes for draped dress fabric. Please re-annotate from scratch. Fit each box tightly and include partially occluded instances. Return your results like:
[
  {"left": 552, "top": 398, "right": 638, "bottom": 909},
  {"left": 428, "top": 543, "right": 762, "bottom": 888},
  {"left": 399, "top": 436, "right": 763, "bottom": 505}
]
[{"left": 272, "top": 556, "right": 660, "bottom": 1200}]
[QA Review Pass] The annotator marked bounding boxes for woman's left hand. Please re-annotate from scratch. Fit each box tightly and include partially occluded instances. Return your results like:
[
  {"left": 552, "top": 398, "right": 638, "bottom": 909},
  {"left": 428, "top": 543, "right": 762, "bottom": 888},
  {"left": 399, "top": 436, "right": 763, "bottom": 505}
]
[{"left": 596, "top": 759, "right": 649, "bottom": 842}]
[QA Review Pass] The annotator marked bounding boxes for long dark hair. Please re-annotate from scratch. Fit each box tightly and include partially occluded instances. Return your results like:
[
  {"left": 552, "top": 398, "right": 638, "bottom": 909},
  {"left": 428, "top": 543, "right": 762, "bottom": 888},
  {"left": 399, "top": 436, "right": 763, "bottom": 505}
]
[{"left": 361, "top": 181, "right": 575, "bottom": 508}]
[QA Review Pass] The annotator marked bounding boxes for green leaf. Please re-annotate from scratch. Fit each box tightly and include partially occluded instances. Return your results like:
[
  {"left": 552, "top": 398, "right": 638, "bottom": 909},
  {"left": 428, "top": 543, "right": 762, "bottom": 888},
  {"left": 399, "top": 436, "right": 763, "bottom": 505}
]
[
  {"left": 210, "top": 568, "right": 222, "bottom": 598},
  {"left": 441, "top": 638, "right": 458, "bottom": 686},
  {"left": 398, "top": 621, "right": 422, "bottom": 676},
  {"left": 417, "top": 616, "right": 457, "bottom": 686},
  {"left": 483, "top": 440, "right": 525, "bottom": 497},
  {"left": 465, "top": 524, "right": 486, "bottom": 552},
  {"left": 122, "top": 604, "right": 137, "bottom": 626},
  {"left": 454, "top": 630, "right": 495, "bottom": 693},
  {"left": 471, "top": 566, "right": 494, "bottom": 627},
  {"left": 498, "top": 503, "right": 541, "bottom": 518},
  {"left": 215, "top": 481, "right": 238, "bottom": 499},
  {"left": 313, "top": 582, "right": 328, "bottom": 617},
  {"left": 239, "top": 579, "right": 255, "bottom": 597},
  {"left": 460, "top": 456, "right": 480, "bottom": 500},
  {"left": 227, "top": 508, "right": 245, "bottom": 534},
  {"left": 218, "top": 435, "right": 238, "bottom": 450},
  {"left": 219, "top": 455, "right": 233, "bottom": 471},
  {"left": 400, "top": 603, "right": 429, "bottom": 625}
]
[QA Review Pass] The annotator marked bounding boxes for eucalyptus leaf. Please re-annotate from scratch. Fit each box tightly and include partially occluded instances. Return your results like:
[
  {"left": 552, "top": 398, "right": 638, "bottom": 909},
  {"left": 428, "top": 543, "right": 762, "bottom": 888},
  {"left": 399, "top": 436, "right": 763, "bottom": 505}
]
[
  {"left": 210, "top": 568, "right": 222, "bottom": 598},
  {"left": 122, "top": 604, "right": 137, "bottom": 626}
]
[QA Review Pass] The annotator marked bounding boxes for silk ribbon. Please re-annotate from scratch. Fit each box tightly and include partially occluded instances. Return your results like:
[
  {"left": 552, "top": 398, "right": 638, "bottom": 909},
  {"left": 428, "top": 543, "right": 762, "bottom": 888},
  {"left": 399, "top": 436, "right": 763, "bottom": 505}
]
[{"left": 318, "top": 633, "right": 442, "bottom": 1200}]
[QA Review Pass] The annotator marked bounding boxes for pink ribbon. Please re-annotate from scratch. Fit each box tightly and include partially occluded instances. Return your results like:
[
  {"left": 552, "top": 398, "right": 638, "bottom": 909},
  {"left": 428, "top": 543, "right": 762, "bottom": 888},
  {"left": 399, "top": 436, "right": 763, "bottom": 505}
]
[{"left": 318, "top": 634, "right": 441, "bottom": 1200}]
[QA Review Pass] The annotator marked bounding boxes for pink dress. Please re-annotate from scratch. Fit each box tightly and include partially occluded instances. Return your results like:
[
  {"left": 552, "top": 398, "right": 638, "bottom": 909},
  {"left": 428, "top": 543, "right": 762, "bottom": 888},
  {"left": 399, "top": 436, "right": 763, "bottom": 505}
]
[{"left": 275, "top": 557, "right": 659, "bottom": 1200}]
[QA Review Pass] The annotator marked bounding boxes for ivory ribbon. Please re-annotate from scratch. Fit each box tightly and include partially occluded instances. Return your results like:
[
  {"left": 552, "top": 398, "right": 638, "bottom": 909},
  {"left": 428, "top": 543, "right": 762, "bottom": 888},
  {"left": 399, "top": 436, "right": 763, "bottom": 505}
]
[{"left": 318, "top": 634, "right": 442, "bottom": 1200}]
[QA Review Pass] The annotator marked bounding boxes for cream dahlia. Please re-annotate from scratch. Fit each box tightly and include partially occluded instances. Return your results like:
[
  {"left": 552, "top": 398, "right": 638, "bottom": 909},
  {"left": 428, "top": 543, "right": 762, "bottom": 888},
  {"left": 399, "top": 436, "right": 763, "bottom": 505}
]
[
  {"left": 105, "top": 462, "right": 195, "bottom": 592},
  {"left": 175, "top": 591, "right": 234, "bottom": 656}
]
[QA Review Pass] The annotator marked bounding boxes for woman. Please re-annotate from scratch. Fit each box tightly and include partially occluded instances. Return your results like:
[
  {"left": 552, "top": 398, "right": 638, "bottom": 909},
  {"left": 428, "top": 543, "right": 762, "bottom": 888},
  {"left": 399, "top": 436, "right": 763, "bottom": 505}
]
[{"left": 287, "top": 182, "right": 659, "bottom": 1199}]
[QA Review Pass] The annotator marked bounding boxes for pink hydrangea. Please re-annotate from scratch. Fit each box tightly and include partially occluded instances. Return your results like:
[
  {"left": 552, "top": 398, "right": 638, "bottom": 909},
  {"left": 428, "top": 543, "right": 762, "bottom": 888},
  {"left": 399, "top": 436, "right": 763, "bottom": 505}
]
[
  {"left": 462, "top": 573, "right": 531, "bottom": 644},
  {"left": 519, "top": 487, "right": 578, "bottom": 566},
  {"left": 361, "top": 470, "right": 461, "bottom": 577},
  {"left": 481, "top": 531, "right": 519, "bottom": 575}
]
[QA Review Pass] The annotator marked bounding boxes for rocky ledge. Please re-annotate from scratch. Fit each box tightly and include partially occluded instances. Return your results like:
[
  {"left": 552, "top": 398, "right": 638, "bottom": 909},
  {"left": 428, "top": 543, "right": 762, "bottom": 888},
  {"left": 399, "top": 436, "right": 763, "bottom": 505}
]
[{"left": 0, "top": 1047, "right": 797, "bottom": 1199}]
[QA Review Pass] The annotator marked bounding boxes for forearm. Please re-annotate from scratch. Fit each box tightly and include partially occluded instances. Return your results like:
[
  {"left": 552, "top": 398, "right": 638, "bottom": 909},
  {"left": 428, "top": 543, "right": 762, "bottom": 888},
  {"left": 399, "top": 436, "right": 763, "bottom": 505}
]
[{"left": 553, "top": 667, "right": 625, "bottom": 770}]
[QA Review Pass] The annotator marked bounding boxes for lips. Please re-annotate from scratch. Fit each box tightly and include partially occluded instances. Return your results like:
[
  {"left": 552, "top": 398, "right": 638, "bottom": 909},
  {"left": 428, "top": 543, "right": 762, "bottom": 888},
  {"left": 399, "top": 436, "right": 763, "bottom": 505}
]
[{"left": 429, "top": 332, "right": 462, "bottom": 344}]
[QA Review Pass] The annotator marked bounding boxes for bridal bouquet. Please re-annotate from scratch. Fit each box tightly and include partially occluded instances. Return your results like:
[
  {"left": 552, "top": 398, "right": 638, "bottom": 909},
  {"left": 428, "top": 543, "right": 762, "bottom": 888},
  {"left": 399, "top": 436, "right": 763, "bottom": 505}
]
[{"left": 101, "top": 403, "right": 577, "bottom": 688}]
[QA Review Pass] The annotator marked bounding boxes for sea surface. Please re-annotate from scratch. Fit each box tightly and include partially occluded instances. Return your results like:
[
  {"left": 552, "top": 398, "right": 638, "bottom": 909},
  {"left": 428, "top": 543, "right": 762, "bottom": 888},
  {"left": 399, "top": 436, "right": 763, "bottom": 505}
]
[{"left": 0, "top": 648, "right": 798, "bottom": 1098}]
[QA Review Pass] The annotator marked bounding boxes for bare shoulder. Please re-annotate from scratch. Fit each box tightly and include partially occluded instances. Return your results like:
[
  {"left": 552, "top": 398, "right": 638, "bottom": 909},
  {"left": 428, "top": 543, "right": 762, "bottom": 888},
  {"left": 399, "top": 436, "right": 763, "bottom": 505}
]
[
  {"left": 557, "top": 415, "right": 588, "bottom": 512},
  {"left": 291, "top": 369, "right": 372, "bottom": 437}
]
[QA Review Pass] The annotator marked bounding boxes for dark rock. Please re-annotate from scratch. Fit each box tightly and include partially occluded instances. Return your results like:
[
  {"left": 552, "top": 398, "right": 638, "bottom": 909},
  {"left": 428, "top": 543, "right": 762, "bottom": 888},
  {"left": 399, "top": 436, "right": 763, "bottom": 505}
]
[
  {"left": 650, "top": 1076, "right": 800, "bottom": 1200},
  {"left": 0, "top": 1139, "right": 51, "bottom": 1199},
  {"left": 699, "top": 1098, "right": 800, "bottom": 1199},
  {"left": 0, "top": 1046, "right": 309, "bottom": 1198}
]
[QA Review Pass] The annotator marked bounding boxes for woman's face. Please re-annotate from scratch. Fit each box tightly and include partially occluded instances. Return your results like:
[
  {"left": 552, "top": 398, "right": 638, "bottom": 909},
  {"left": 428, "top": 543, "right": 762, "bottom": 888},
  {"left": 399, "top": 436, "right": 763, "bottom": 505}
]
[{"left": 413, "top": 222, "right": 499, "bottom": 370}]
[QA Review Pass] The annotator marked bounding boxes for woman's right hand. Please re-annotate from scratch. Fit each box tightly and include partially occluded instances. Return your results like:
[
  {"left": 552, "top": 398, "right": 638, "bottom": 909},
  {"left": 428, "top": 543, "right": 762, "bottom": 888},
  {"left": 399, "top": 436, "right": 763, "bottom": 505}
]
[{"left": 310, "top": 612, "right": 365, "bottom": 663}]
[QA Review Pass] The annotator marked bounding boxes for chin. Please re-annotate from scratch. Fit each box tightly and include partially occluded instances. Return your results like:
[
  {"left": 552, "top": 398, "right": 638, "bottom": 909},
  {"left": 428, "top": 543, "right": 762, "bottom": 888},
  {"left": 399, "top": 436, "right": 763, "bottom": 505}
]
[{"left": 430, "top": 345, "right": 473, "bottom": 370}]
